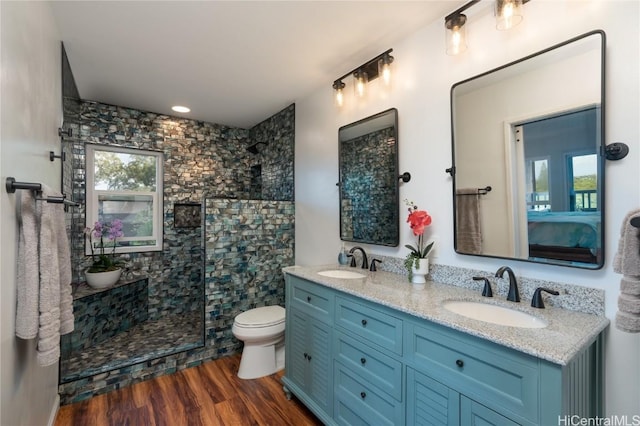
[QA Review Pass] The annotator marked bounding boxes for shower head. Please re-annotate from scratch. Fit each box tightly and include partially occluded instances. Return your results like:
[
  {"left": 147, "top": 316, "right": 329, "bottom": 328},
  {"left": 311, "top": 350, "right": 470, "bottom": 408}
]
[{"left": 247, "top": 141, "right": 267, "bottom": 154}]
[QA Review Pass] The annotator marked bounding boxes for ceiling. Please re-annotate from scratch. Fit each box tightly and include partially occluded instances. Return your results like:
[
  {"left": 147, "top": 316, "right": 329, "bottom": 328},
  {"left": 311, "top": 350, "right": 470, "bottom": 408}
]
[{"left": 50, "top": 1, "right": 459, "bottom": 129}]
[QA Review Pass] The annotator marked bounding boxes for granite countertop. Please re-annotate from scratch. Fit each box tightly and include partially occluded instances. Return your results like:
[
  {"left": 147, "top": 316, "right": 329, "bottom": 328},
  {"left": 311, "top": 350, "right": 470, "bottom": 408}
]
[{"left": 283, "top": 264, "right": 610, "bottom": 366}]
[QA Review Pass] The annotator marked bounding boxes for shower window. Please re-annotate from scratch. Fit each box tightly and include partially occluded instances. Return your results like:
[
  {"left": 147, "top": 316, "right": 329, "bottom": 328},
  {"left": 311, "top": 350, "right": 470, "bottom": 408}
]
[{"left": 85, "top": 144, "right": 163, "bottom": 253}]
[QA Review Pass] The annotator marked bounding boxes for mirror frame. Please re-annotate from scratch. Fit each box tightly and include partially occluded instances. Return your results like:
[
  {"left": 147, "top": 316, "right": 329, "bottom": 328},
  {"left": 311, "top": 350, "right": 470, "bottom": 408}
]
[
  {"left": 450, "top": 30, "right": 606, "bottom": 269},
  {"left": 339, "top": 108, "right": 399, "bottom": 247}
]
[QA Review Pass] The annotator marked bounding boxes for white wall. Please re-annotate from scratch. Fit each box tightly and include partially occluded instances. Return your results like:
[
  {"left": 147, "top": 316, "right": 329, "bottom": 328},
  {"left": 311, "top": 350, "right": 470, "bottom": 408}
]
[
  {"left": 1, "top": 2, "right": 62, "bottom": 425},
  {"left": 295, "top": 0, "right": 640, "bottom": 417}
]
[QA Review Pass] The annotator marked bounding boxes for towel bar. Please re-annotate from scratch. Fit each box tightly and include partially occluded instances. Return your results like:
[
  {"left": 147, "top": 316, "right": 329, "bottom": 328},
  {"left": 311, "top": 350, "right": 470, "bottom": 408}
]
[
  {"left": 5, "top": 177, "right": 81, "bottom": 207},
  {"left": 456, "top": 186, "right": 492, "bottom": 196}
]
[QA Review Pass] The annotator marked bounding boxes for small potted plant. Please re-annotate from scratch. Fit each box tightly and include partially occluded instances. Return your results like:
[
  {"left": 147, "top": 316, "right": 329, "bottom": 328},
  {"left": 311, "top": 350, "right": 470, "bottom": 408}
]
[
  {"left": 403, "top": 200, "right": 434, "bottom": 284},
  {"left": 85, "top": 219, "right": 124, "bottom": 289}
]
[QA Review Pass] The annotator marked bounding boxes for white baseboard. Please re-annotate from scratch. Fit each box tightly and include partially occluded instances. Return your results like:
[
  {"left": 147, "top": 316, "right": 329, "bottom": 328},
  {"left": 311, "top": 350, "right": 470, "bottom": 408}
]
[{"left": 47, "top": 394, "right": 60, "bottom": 426}]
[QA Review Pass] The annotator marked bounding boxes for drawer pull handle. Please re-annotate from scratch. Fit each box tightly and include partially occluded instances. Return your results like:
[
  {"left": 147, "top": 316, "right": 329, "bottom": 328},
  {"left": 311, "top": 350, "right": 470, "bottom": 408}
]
[
  {"left": 360, "top": 391, "right": 366, "bottom": 399},
  {"left": 361, "top": 319, "right": 367, "bottom": 326},
  {"left": 456, "top": 359, "right": 464, "bottom": 368},
  {"left": 360, "top": 357, "right": 366, "bottom": 365},
  {"left": 307, "top": 296, "right": 311, "bottom": 302}
]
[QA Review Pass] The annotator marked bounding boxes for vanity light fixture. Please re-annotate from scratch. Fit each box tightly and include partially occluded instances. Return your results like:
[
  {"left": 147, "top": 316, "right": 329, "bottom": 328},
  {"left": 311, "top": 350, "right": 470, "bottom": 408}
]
[
  {"left": 332, "top": 48, "right": 393, "bottom": 107},
  {"left": 445, "top": 0, "right": 529, "bottom": 56},
  {"left": 171, "top": 105, "right": 191, "bottom": 113}
]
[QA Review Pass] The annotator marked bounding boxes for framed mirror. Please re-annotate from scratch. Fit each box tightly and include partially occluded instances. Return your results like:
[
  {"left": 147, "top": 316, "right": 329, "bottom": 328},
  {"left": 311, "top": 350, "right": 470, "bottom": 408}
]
[
  {"left": 451, "top": 30, "right": 605, "bottom": 269},
  {"left": 339, "top": 108, "right": 399, "bottom": 246}
]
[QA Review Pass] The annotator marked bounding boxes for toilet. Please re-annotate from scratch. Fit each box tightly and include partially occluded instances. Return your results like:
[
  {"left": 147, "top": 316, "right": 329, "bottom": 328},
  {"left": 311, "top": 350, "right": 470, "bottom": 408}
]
[{"left": 232, "top": 305, "right": 286, "bottom": 379}]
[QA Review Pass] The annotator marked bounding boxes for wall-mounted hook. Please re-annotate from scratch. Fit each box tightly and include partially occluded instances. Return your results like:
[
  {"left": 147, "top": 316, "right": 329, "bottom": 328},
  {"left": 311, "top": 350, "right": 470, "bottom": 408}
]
[
  {"left": 604, "top": 142, "right": 629, "bottom": 161},
  {"left": 58, "top": 127, "right": 72, "bottom": 139},
  {"left": 398, "top": 172, "right": 411, "bottom": 183},
  {"left": 50, "top": 151, "right": 66, "bottom": 162}
]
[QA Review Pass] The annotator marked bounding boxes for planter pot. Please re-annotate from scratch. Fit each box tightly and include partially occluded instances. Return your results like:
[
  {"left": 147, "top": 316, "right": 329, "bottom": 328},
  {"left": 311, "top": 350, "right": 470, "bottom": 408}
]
[
  {"left": 411, "top": 258, "right": 429, "bottom": 285},
  {"left": 85, "top": 268, "right": 122, "bottom": 290}
]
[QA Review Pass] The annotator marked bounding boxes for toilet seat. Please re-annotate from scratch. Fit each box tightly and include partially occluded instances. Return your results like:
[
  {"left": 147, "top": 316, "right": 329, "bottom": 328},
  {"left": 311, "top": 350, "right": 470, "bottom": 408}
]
[{"left": 234, "top": 305, "right": 285, "bottom": 328}]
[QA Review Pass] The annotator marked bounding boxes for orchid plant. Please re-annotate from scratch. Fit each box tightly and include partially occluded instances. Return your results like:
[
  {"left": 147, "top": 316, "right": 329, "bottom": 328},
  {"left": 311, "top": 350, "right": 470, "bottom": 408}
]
[
  {"left": 403, "top": 200, "right": 434, "bottom": 279},
  {"left": 85, "top": 220, "right": 124, "bottom": 273}
]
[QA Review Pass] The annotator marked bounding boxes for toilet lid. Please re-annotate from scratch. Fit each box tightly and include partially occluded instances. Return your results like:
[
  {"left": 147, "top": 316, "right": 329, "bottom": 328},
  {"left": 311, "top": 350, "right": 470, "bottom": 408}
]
[{"left": 235, "top": 305, "right": 285, "bottom": 328}]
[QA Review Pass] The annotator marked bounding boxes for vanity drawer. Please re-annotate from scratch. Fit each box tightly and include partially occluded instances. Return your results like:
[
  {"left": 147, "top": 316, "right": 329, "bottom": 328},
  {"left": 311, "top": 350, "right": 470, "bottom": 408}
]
[
  {"left": 334, "top": 361, "right": 403, "bottom": 426},
  {"left": 406, "top": 321, "right": 539, "bottom": 422},
  {"left": 335, "top": 296, "right": 403, "bottom": 355},
  {"left": 288, "top": 276, "right": 332, "bottom": 322},
  {"left": 334, "top": 331, "right": 402, "bottom": 401}
]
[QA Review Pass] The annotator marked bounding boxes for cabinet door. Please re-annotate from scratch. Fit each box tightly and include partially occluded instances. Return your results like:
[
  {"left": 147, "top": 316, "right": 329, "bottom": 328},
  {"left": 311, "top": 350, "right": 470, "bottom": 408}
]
[
  {"left": 289, "top": 308, "right": 310, "bottom": 391},
  {"left": 407, "top": 368, "right": 460, "bottom": 426},
  {"left": 307, "top": 317, "right": 332, "bottom": 414},
  {"left": 460, "top": 397, "right": 521, "bottom": 426},
  {"left": 288, "top": 307, "right": 332, "bottom": 415}
]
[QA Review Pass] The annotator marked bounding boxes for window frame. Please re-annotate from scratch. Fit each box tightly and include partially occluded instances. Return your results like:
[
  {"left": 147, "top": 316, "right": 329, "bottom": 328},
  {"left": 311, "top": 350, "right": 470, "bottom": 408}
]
[{"left": 85, "top": 144, "right": 164, "bottom": 254}]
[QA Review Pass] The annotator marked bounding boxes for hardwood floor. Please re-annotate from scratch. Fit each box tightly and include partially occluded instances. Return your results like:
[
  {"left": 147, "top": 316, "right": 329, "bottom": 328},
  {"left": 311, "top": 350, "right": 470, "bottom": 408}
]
[{"left": 55, "top": 354, "right": 322, "bottom": 426}]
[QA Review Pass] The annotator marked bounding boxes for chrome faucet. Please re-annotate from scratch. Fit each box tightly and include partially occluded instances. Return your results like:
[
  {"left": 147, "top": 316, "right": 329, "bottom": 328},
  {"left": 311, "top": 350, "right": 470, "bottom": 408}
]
[
  {"left": 495, "top": 266, "right": 520, "bottom": 302},
  {"left": 348, "top": 246, "right": 369, "bottom": 269}
]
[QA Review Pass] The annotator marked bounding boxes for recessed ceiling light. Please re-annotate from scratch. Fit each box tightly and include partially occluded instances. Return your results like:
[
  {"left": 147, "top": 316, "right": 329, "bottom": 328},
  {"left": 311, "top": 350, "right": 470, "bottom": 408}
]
[{"left": 172, "top": 105, "right": 191, "bottom": 113}]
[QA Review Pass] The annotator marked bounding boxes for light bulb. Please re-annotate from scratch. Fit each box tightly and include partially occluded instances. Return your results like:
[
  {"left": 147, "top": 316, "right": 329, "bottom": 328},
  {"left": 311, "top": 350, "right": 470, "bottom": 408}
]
[
  {"left": 335, "top": 87, "right": 344, "bottom": 107},
  {"left": 353, "top": 71, "right": 368, "bottom": 98},
  {"left": 333, "top": 80, "right": 345, "bottom": 107},
  {"left": 171, "top": 105, "right": 190, "bottom": 113},
  {"left": 378, "top": 53, "right": 394, "bottom": 87},
  {"left": 495, "top": 0, "right": 523, "bottom": 30}
]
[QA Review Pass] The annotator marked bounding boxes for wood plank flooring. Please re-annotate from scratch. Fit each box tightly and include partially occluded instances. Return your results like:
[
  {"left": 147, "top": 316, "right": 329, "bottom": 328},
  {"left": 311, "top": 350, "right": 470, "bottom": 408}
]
[{"left": 55, "top": 354, "right": 322, "bottom": 426}]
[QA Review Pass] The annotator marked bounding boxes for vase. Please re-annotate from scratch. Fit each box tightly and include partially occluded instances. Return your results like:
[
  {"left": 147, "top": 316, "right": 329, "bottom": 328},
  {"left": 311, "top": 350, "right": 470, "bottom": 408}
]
[
  {"left": 411, "top": 258, "right": 429, "bottom": 284},
  {"left": 85, "top": 268, "right": 122, "bottom": 290}
]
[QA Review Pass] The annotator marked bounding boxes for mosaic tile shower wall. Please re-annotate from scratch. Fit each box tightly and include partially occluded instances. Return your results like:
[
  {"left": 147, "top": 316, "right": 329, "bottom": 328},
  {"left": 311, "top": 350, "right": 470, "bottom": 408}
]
[
  {"left": 248, "top": 104, "right": 295, "bottom": 201},
  {"left": 204, "top": 199, "right": 295, "bottom": 354}
]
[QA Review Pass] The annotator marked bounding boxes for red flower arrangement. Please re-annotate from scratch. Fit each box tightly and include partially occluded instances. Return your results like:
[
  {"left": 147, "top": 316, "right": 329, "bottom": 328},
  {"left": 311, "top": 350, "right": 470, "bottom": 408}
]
[{"left": 404, "top": 200, "right": 434, "bottom": 277}]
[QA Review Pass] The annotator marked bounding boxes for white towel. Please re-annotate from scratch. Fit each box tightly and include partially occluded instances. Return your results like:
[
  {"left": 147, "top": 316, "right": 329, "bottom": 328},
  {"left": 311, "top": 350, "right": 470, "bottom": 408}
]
[
  {"left": 37, "top": 185, "right": 74, "bottom": 366},
  {"left": 15, "top": 186, "right": 74, "bottom": 366},
  {"left": 15, "top": 190, "right": 40, "bottom": 339}
]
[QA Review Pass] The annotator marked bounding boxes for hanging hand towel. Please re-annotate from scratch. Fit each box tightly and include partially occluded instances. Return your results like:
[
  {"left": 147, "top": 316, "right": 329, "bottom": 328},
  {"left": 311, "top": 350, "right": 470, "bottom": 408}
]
[
  {"left": 456, "top": 189, "right": 482, "bottom": 254},
  {"left": 15, "top": 190, "right": 40, "bottom": 339},
  {"left": 36, "top": 185, "right": 74, "bottom": 366},
  {"left": 613, "top": 209, "right": 640, "bottom": 275}
]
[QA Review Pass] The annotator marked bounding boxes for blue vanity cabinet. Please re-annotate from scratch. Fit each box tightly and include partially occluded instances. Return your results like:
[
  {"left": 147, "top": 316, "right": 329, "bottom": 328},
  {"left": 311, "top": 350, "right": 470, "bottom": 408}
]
[
  {"left": 283, "top": 273, "right": 604, "bottom": 426},
  {"left": 283, "top": 275, "right": 335, "bottom": 424}
]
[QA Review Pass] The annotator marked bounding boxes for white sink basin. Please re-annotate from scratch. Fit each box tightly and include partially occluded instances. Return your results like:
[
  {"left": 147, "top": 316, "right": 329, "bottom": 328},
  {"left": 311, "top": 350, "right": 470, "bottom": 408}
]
[
  {"left": 317, "top": 270, "right": 366, "bottom": 279},
  {"left": 443, "top": 301, "right": 548, "bottom": 329}
]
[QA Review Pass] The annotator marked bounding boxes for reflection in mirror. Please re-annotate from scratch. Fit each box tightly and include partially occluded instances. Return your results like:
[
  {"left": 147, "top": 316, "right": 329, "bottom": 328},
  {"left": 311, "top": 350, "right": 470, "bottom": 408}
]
[
  {"left": 451, "top": 31, "right": 605, "bottom": 269},
  {"left": 339, "top": 108, "right": 399, "bottom": 246}
]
